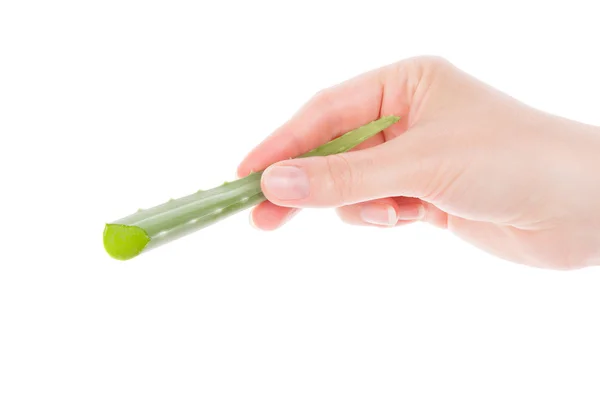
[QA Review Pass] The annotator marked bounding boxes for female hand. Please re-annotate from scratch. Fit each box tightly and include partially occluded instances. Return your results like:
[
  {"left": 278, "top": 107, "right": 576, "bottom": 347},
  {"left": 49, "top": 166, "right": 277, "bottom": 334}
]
[{"left": 237, "top": 56, "right": 600, "bottom": 270}]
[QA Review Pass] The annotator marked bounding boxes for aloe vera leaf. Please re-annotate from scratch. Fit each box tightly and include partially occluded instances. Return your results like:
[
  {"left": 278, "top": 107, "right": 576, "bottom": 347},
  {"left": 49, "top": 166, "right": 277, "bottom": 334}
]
[{"left": 103, "top": 115, "right": 401, "bottom": 260}]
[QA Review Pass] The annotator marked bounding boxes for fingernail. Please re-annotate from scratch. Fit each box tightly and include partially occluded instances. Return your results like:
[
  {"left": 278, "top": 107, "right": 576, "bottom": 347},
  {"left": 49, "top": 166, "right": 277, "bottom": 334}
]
[
  {"left": 262, "top": 166, "right": 309, "bottom": 201},
  {"left": 360, "top": 204, "right": 397, "bottom": 226},
  {"left": 397, "top": 204, "right": 425, "bottom": 220}
]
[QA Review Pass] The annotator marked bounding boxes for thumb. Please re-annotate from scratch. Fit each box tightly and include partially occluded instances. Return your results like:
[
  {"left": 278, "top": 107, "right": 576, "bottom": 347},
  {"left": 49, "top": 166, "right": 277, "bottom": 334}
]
[{"left": 260, "top": 128, "right": 434, "bottom": 208}]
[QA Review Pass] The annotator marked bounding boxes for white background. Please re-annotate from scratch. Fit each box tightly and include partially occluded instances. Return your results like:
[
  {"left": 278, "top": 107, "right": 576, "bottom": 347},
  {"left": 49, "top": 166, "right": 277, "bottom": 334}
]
[{"left": 1, "top": 1, "right": 600, "bottom": 399}]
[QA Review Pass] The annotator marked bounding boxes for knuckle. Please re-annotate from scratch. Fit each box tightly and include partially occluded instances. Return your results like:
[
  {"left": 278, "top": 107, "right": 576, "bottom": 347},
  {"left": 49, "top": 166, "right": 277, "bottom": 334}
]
[
  {"left": 290, "top": 131, "right": 311, "bottom": 156},
  {"left": 322, "top": 154, "right": 358, "bottom": 205},
  {"left": 305, "top": 87, "right": 342, "bottom": 132},
  {"left": 420, "top": 55, "right": 450, "bottom": 68},
  {"left": 310, "top": 87, "right": 335, "bottom": 108},
  {"left": 412, "top": 55, "right": 452, "bottom": 80},
  {"left": 407, "top": 55, "right": 451, "bottom": 73},
  {"left": 334, "top": 207, "right": 357, "bottom": 225},
  {"left": 390, "top": 55, "right": 452, "bottom": 111},
  {"left": 395, "top": 54, "right": 450, "bottom": 75}
]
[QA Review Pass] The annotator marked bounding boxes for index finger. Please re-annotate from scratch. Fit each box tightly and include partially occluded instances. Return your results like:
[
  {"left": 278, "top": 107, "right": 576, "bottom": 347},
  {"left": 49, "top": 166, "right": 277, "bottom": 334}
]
[{"left": 236, "top": 65, "right": 393, "bottom": 178}]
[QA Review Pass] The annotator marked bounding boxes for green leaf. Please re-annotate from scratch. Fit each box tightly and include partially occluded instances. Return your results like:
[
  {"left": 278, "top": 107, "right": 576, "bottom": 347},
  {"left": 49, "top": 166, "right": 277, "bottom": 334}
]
[{"left": 103, "top": 115, "right": 401, "bottom": 261}]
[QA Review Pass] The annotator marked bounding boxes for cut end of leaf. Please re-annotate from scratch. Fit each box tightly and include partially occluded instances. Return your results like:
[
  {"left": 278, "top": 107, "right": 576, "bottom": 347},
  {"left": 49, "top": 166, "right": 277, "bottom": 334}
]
[{"left": 103, "top": 223, "right": 151, "bottom": 261}]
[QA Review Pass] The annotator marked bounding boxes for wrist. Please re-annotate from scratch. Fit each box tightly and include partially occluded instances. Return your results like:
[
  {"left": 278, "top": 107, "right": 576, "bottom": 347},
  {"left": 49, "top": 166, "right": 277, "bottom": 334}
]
[
  {"left": 545, "top": 119, "right": 600, "bottom": 268},
  {"left": 575, "top": 123, "right": 600, "bottom": 266}
]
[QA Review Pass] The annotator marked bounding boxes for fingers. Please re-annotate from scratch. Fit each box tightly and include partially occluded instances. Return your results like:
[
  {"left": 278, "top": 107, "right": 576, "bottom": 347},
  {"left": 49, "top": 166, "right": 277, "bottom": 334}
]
[
  {"left": 248, "top": 132, "right": 388, "bottom": 230},
  {"left": 237, "top": 64, "right": 395, "bottom": 178},
  {"left": 250, "top": 196, "right": 425, "bottom": 230},
  {"left": 260, "top": 128, "right": 434, "bottom": 208},
  {"left": 237, "top": 56, "right": 446, "bottom": 230},
  {"left": 237, "top": 66, "right": 391, "bottom": 230},
  {"left": 249, "top": 201, "right": 299, "bottom": 231},
  {"left": 336, "top": 197, "right": 425, "bottom": 227}
]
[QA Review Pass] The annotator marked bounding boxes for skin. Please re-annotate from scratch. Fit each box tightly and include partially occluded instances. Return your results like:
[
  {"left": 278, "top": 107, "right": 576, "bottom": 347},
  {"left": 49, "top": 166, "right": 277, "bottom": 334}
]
[{"left": 237, "top": 56, "right": 600, "bottom": 270}]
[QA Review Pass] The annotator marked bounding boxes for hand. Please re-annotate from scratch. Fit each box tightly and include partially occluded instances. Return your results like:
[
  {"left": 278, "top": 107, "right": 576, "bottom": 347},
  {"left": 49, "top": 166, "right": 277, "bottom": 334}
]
[{"left": 237, "top": 56, "right": 600, "bottom": 270}]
